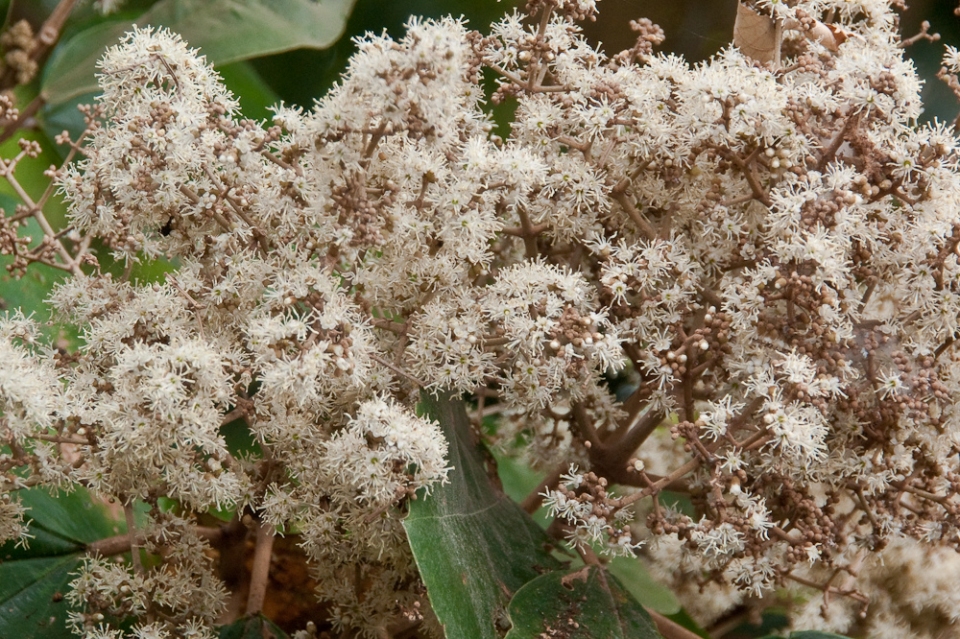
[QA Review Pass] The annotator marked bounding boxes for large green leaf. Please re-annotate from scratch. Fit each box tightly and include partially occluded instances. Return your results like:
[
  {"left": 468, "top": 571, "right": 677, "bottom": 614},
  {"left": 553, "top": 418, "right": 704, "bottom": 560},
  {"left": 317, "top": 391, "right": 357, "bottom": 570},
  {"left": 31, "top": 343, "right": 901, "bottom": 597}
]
[
  {"left": 0, "top": 185, "right": 67, "bottom": 325},
  {"left": 492, "top": 449, "right": 545, "bottom": 503},
  {"left": 0, "top": 555, "right": 81, "bottom": 639},
  {"left": 0, "top": 487, "right": 124, "bottom": 639},
  {"left": 12, "top": 487, "right": 121, "bottom": 550},
  {"left": 607, "top": 556, "right": 680, "bottom": 615},
  {"left": 217, "top": 614, "right": 289, "bottom": 639},
  {"left": 405, "top": 392, "right": 563, "bottom": 639},
  {"left": 0, "top": 258, "right": 69, "bottom": 321},
  {"left": 503, "top": 566, "right": 662, "bottom": 639},
  {"left": 490, "top": 448, "right": 554, "bottom": 530},
  {"left": 215, "top": 61, "right": 282, "bottom": 123},
  {"left": 41, "top": 0, "right": 358, "bottom": 107}
]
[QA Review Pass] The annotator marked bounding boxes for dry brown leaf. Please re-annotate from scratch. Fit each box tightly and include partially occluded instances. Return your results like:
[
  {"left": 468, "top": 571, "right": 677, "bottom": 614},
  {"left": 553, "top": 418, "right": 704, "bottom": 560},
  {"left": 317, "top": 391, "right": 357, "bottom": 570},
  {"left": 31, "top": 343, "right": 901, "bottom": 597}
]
[
  {"left": 735, "top": 3, "right": 849, "bottom": 64},
  {"left": 734, "top": 2, "right": 779, "bottom": 64},
  {"left": 803, "top": 21, "right": 840, "bottom": 50},
  {"left": 821, "top": 22, "right": 849, "bottom": 50}
]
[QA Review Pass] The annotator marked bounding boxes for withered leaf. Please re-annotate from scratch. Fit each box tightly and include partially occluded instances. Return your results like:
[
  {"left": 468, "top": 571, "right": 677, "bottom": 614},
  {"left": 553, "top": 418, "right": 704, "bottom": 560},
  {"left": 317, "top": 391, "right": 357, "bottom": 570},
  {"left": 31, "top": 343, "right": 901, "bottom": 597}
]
[{"left": 734, "top": 2, "right": 779, "bottom": 64}]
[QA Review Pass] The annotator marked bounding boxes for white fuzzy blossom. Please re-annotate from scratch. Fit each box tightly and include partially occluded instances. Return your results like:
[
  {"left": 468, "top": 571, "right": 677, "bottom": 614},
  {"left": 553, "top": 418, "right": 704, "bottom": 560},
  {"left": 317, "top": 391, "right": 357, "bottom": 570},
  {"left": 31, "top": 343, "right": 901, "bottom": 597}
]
[
  {"left": 543, "top": 465, "right": 643, "bottom": 557},
  {"left": 67, "top": 517, "right": 224, "bottom": 639},
  {"left": 322, "top": 397, "right": 449, "bottom": 505},
  {"left": 3, "top": 0, "right": 960, "bottom": 635},
  {"left": 0, "top": 313, "right": 63, "bottom": 443}
]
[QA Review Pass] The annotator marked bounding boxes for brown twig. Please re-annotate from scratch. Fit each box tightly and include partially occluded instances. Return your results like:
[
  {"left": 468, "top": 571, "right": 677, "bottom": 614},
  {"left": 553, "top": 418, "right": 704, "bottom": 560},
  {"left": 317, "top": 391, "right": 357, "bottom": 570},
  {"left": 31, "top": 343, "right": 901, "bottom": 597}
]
[
  {"left": 817, "top": 113, "right": 857, "bottom": 171},
  {"left": 124, "top": 502, "right": 144, "bottom": 575},
  {"left": 900, "top": 20, "right": 940, "bottom": 48},
  {"left": 646, "top": 608, "right": 704, "bottom": 639},
  {"left": 520, "top": 464, "right": 566, "bottom": 513},
  {"left": 606, "top": 408, "right": 665, "bottom": 463},
  {"left": 2, "top": 0, "right": 79, "bottom": 91},
  {"left": 611, "top": 190, "right": 657, "bottom": 240},
  {"left": 728, "top": 152, "right": 771, "bottom": 207},
  {"left": 0, "top": 95, "right": 44, "bottom": 146},
  {"left": 370, "top": 353, "right": 425, "bottom": 388},
  {"left": 87, "top": 525, "right": 225, "bottom": 557},
  {"left": 515, "top": 205, "right": 541, "bottom": 258},
  {"left": 245, "top": 518, "right": 276, "bottom": 615},
  {"left": 571, "top": 403, "right": 603, "bottom": 451}
]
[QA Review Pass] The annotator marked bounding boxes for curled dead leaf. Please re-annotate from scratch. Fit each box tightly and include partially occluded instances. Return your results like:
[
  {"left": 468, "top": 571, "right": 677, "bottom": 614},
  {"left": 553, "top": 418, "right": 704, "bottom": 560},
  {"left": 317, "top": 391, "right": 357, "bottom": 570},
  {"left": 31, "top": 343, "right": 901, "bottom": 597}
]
[
  {"left": 734, "top": 2, "right": 779, "bottom": 64},
  {"left": 735, "top": 2, "right": 849, "bottom": 65}
]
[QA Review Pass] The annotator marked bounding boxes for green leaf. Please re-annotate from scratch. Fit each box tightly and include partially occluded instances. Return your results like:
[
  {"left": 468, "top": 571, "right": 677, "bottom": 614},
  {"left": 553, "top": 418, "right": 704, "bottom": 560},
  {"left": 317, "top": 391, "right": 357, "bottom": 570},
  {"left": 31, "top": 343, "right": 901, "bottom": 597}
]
[
  {"left": 0, "top": 487, "right": 125, "bottom": 639},
  {"left": 405, "top": 392, "right": 563, "bottom": 639},
  {"left": 607, "top": 556, "right": 681, "bottom": 615},
  {"left": 41, "top": 0, "right": 359, "bottom": 108},
  {"left": 503, "top": 566, "right": 662, "bottom": 639},
  {"left": 217, "top": 614, "right": 289, "bottom": 639},
  {"left": 0, "top": 236, "right": 73, "bottom": 337},
  {"left": 490, "top": 448, "right": 554, "bottom": 530},
  {"left": 492, "top": 449, "right": 544, "bottom": 503},
  {"left": 216, "top": 61, "right": 282, "bottom": 122},
  {"left": 0, "top": 555, "right": 81, "bottom": 639},
  {"left": 1, "top": 525, "right": 80, "bottom": 561},
  {"left": 41, "top": 20, "right": 128, "bottom": 107},
  {"left": 221, "top": 414, "right": 263, "bottom": 459},
  {"left": 14, "top": 487, "right": 121, "bottom": 549}
]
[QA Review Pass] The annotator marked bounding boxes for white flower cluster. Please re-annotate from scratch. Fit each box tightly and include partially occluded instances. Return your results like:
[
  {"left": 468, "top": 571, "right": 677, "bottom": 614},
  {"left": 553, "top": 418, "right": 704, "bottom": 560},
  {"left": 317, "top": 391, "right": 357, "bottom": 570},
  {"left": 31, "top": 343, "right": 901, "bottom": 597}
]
[
  {"left": 3, "top": 0, "right": 960, "bottom": 634},
  {"left": 0, "top": 313, "right": 63, "bottom": 447},
  {"left": 67, "top": 516, "right": 227, "bottom": 639},
  {"left": 542, "top": 465, "right": 641, "bottom": 557}
]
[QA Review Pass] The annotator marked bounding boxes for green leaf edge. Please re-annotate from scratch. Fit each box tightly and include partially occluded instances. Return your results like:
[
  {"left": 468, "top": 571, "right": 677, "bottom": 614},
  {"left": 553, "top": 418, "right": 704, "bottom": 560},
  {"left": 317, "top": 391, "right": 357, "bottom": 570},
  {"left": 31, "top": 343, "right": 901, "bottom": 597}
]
[
  {"left": 405, "top": 391, "right": 563, "bottom": 639},
  {"left": 41, "top": 0, "right": 359, "bottom": 107},
  {"left": 501, "top": 565, "right": 663, "bottom": 639},
  {"left": 216, "top": 613, "right": 290, "bottom": 639}
]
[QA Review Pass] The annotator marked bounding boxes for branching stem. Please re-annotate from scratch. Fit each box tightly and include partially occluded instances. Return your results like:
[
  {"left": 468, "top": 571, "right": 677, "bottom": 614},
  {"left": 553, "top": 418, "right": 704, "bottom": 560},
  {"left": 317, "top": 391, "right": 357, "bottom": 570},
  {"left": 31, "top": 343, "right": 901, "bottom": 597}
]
[{"left": 124, "top": 502, "right": 144, "bottom": 575}]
